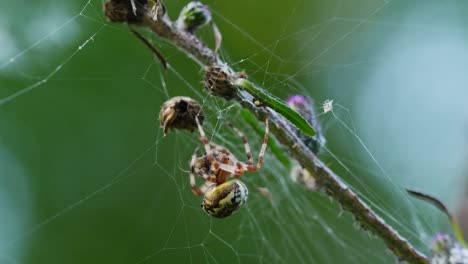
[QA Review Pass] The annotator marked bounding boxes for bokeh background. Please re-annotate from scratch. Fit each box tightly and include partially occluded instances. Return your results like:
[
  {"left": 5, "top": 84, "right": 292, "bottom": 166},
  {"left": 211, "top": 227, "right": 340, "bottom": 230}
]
[{"left": 1, "top": 0, "right": 467, "bottom": 263}]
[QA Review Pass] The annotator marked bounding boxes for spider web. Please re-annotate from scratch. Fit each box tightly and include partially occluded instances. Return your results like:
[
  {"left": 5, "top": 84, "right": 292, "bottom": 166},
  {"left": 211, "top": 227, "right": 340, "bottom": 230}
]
[{"left": 1, "top": 0, "right": 467, "bottom": 263}]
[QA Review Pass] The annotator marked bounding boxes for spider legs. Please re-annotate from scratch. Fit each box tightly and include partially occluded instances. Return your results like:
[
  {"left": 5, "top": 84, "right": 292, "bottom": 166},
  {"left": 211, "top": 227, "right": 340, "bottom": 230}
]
[
  {"left": 195, "top": 115, "right": 211, "bottom": 154},
  {"left": 243, "top": 107, "right": 269, "bottom": 172},
  {"left": 190, "top": 108, "right": 269, "bottom": 197},
  {"left": 195, "top": 114, "right": 221, "bottom": 171},
  {"left": 189, "top": 147, "right": 216, "bottom": 196},
  {"left": 189, "top": 147, "right": 203, "bottom": 196},
  {"left": 195, "top": 115, "right": 244, "bottom": 176},
  {"left": 225, "top": 121, "right": 253, "bottom": 165}
]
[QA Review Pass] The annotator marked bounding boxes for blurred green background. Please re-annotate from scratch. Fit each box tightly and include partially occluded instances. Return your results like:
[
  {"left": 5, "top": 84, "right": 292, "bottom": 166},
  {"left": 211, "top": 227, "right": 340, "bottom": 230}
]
[{"left": 1, "top": 0, "right": 467, "bottom": 263}]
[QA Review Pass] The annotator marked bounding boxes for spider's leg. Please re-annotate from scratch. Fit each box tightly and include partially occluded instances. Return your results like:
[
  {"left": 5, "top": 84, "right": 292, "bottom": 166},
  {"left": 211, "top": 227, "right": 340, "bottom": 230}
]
[
  {"left": 245, "top": 107, "right": 269, "bottom": 172},
  {"left": 206, "top": 143, "right": 247, "bottom": 179},
  {"left": 195, "top": 115, "right": 211, "bottom": 154},
  {"left": 200, "top": 153, "right": 242, "bottom": 176},
  {"left": 225, "top": 121, "right": 253, "bottom": 165},
  {"left": 189, "top": 147, "right": 218, "bottom": 196},
  {"left": 195, "top": 165, "right": 217, "bottom": 183},
  {"left": 207, "top": 144, "right": 246, "bottom": 176},
  {"left": 199, "top": 180, "right": 215, "bottom": 194},
  {"left": 208, "top": 143, "right": 240, "bottom": 162},
  {"left": 216, "top": 161, "right": 244, "bottom": 176},
  {"left": 189, "top": 148, "right": 204, "bottom": 196},
  {"left": 195, "top": 115, "right": 221, "bottom": 171}
]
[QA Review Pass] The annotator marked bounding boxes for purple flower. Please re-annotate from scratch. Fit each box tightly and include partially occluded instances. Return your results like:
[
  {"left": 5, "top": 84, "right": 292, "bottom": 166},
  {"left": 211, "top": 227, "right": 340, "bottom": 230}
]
[{"left": 286, "top": 95, "right": 311, "bottom": 113}]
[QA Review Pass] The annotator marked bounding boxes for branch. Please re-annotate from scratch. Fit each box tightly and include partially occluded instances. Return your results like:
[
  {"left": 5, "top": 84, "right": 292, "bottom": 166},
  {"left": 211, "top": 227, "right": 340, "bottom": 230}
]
[{"left": 103, "top": 1, "right": 429, "bottom": 263}]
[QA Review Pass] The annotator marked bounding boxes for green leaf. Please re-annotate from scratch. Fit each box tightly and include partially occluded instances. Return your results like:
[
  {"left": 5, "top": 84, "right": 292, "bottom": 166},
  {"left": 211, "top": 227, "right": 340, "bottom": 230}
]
[{"left": 233, "top": 79, "right": 316, "bottom": 137}]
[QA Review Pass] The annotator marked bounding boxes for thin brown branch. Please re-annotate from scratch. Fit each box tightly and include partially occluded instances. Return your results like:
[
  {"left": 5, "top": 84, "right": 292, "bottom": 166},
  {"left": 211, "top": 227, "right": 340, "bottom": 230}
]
[
  {"left": 103, "top": 1, "right": 429, "bottom": 263},
  {"left": 129, "top": 27, "right": 167, "bottom": 69}
]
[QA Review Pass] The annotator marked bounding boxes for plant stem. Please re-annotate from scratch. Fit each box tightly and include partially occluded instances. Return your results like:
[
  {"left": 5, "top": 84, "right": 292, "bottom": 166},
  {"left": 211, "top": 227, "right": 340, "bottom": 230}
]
[{"left": 103, "top": 1, "right": 429, "bottom": 263}]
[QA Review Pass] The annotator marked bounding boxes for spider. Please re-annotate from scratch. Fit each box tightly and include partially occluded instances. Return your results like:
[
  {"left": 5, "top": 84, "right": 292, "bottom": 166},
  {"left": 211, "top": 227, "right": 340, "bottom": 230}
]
[{"left": 189, "top": 108, "right": 269, "bottom": 218}]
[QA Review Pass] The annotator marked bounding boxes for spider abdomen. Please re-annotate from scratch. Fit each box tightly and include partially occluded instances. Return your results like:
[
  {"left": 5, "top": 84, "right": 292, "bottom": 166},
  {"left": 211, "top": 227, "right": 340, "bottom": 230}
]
[{"left": 202, "top": 180, "right": 248, "bottom": 218}]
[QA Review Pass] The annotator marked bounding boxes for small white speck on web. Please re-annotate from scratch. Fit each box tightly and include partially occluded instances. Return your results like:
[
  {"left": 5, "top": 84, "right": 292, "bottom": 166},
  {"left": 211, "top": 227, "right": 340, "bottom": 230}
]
[{"left": 323, "top": 99, "right": 334, "bottom": 113}]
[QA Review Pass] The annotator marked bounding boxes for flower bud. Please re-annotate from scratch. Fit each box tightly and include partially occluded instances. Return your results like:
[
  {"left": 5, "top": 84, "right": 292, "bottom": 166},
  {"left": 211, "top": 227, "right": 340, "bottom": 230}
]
[
  {"left": 204, "top": 66, "right": 239, "bottom": 100},
  {"left": 176, "top": 1, "right": 212, "bottom": 33},
  {"left": 430, "top": 233, "right": 468, "bottom": 264},
  {"left": 104, "top": 0, "right": 145, "bottom": 24},
  {"left": 159, "top": 96, "right": 204, "bottom": 135},
  {"left": 286, "top": 95, "right": 325, "bottom": 154}
]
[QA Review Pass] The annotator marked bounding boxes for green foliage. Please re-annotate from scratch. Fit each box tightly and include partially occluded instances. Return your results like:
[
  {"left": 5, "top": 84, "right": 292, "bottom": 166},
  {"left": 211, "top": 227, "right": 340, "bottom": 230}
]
[
  {"left": 234, "top": 79, "right": 316, "bottom": 136},
  {"left": 0, "top": 0, "right": 456, "bottom": 263}
]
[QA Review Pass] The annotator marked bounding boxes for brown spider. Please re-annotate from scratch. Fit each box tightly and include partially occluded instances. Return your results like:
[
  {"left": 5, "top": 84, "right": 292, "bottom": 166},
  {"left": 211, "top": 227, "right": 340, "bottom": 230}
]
[{"left": 189, "top": 109, "right": 269, "bottom": 218}]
